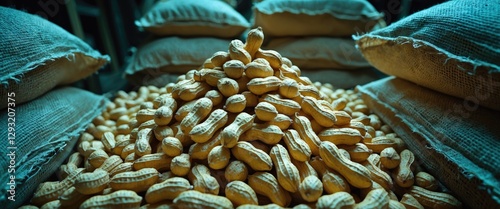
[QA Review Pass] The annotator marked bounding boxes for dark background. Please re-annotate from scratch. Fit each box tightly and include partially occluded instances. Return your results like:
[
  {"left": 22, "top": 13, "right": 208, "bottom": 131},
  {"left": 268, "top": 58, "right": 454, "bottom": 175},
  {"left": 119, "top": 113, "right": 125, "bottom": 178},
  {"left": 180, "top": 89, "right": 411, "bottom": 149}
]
[{"left": 0, "top": 0, "right": 447, "bottom": 92}]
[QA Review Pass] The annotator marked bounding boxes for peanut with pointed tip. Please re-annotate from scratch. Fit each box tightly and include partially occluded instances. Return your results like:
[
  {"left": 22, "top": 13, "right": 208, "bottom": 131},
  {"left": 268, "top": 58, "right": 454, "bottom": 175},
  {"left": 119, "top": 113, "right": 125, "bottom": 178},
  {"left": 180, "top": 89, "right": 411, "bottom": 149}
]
[
  {"left": 223, "top": 59, "right": 246, "bottom": 79},
  {"left": 301, "top": 96, "right": 337, "bottom": 127},
  {"left": 363, "top": 154, "right": 393, "bottom": 190},
  {"left": 135, "top": 128, "right": 153, "bottom": 157},
  {"left": 292, "top": 113, "right": 321, "bottom": 156},
  {"left": 244, "top": 27, "right": 264, "bottom": 58},
  {"left": 255, "top": 49, "right": 283, "bottom": 70},
  {"left": 283, "top": 129, "right": 312, "bottom": 162},
  {"left": 260, "top": 94, "right": 302, "bottom": 116},
  {"left": 210, "top": 51, "right": 231, "bottom": 67}
]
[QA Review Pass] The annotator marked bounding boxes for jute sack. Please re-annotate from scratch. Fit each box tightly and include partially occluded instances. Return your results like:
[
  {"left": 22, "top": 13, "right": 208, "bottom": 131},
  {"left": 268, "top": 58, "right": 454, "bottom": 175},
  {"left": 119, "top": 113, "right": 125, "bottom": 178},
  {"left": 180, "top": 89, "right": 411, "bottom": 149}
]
[
  {"left": 0, "top": 87, "right": 109, "bottom": 208},
  {"left": 357, "top": 77, "right": 500, "bottom": 209},
  {"left": 354, "top": 0, "right": 500, "bottom": 111},
  {"left": 0, "top": 6, "right": 109, "bottom": 110},
  {"left": 125, "top": 36, "right": 230, "bottom": 86}
]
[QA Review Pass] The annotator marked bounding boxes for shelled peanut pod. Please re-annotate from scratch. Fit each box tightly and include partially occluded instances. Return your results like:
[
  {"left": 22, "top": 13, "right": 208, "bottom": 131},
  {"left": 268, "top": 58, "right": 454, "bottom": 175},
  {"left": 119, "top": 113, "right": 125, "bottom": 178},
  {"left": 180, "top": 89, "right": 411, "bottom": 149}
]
[{"left": 23, "top": 27, "right": 462, "bottom": 209}]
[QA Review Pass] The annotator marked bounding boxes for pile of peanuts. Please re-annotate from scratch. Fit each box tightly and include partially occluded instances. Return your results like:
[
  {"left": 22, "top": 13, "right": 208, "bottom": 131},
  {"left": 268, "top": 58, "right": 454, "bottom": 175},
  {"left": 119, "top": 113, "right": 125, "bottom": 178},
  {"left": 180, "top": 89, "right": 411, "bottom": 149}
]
[{"left": 21, "top": 28, "right": 462, "bottom": 209}]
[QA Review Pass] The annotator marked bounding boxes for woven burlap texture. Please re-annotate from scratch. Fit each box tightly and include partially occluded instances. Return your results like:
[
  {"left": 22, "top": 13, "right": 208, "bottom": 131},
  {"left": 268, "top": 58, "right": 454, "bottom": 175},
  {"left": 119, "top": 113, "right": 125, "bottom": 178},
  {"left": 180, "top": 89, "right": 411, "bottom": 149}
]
[
  {"left": 0, "top": 6, "right": 109, "bottom": 109},
  {"left": 354, "top": 0, "right": 500, "bottom": 111},
  {"left": 358, "top": 77, "right": 500, "bottom": 209},
  {"left": 0, "top": 87, "right": 109, "bottom": 208}
]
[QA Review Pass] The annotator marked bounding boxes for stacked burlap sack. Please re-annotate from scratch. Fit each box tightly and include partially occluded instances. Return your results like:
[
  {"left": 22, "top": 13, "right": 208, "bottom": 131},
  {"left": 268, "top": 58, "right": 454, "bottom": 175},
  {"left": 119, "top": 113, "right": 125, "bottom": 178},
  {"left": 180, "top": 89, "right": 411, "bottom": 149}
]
[
  {"left": 0, "top": 7, "right": 109, "bottom": 208},
  {"left": 127, "top": 0, "right": 251, "bottom": 86},
  {"left": 254, "top": 0, "right": 386, "bottom": 88},
  {"left": 354, "top": 0, "right": 500, "bottom": 208}
]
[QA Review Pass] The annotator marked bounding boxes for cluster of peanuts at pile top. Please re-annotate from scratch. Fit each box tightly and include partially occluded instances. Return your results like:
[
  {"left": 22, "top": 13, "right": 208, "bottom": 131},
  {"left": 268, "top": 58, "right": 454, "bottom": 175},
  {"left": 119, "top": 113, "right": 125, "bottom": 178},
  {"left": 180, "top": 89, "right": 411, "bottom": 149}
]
[{"left": 23, "top": 27, "right": 462, "bottom": 209}]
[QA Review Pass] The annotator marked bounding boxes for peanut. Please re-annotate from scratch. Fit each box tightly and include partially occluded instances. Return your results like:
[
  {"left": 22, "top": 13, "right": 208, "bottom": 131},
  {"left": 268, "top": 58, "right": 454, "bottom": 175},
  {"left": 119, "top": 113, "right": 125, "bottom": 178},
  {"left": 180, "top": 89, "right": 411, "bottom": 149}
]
[
  {"left": 217, "top": 77, "right": 240, "bottom": 97},
  {"left": 229, "top": 39, "right": 251, "bottom": 64},
  {"left": 319, "top": 141, "right": 372, "bottom": 188},
  {"left": 247, "top": 76, "right": 282, "bottom": 95},
  {"left": 109, "top": 168, "right": 159, "bottom": 192},
  {"left": 354, "top": 188, "right": 390, "bottom": 209},
  {"left": 210, "top": 51, "right": 231, "bottom": 68},
  {"left": 340, "top": 143, "right": 371, "bottom": 163},
  {"left": 298, "top": 175, "right": 323, "bottom": 202},
  {"left": 248, "top": 172, "right": 291, "bottom": 207},
  {"left": 170, "top": 153, "right": 191, "bottom": 176},
  {"left": 255, "top": 101, "right": 279, "bottom": 121},
  {"left": 224, "top": 94, "right": 247, "bottom": 113},
  {"left": 316, "top": 191, "right": 355, "bottom": 209},
  {"left": 244, "top": 27, "right": 264, "bottom": 58},
  {"left": 220, "top": 112, "right": 255, "bottom": 148},
  {"left": 173, "top": 190, "right": 233, "bottom": 209},
  {"left": 270, "top": 144, "right": 301, "bottom": 193},
  {"left": 301, "top": 96, "right": 337, "bottom": 127},
  {"left": 225, "top": 160, "right": 249, "bottom": 182},
  {"left": 363, "top": 154, "right": 393, "bottom": 190},
  {"left": 145, "top": 177, "right": 192, "bottom": 204},
  {"left": 74, "top": 168, "right": 110, "bottom": 195},
  {"left": 205, "top": 90, "right": 224, "bottom": 106},
  {"left": 188, "top": 164, "right": 220, "bottom": 195},
  {"left": 109, "top": 162, "right": 133, "bottom": 177},
  {"left": 136, "top": 108, "right": 156, "bottom": 124},
  {"left": 197, "top": 69, "right": 228, "bottom": 87},
  {"left": 208, "top": 145, "right": 231, "bottom": 170},
  {"left": 240, "top": 123, "right": 283, "bottom": 145},
  {"left": 189, "top": 130, "right": 223, "bottom": 160},
  {"left": 133, "top": 153, "right": 172, "bottom": 171},
  {"left": 389, "top": 200, "right": 407, "bottom": 209},
  {"left": 409, "top": 186, "right": 462, "bottom": 209},
  {"left": 318, "top": 127, "right": 363, "bottom": 146},
  {"left": 415, "top": 171, "right": 439, "bottom": 191},
  {"left": 260, "top": 94, "right": 301, "bottom": 116},
  {"left": 279, "top": 78, "right": 300, "bottom": 98},
  {"left": 135, "top": 128, "right": 153, "bottom": 157},
  {"left": 395, "top": 149, "right": 415, "bottom": 188},
  {"left": 87, "top": 149, "right": 109, "bottom": 168},
  {"left": 154, "top": 106, "right": 174, "bottom": 126},
  {"left": 225, "top": 180, "right": 259, "bottom": 206},
  {"left": 232, "top": 141, "right": 273, "bottom": 171},
  {"left": 380, "top": 147, "right": 401, "bottom": 169},
  {"left": 309, "top": 157, "right": 351, "bottom": 194},
  {"left": 292, "top": 113, "right": 321, "bottom": 156},
  {"left": 267, "top": 113, "right": 293, "bottom": 130},
  {"left": 161, "top": 136, "right": 183, "bottom": 157},
  {"left": 400, "top": 193, "right": 424, "bottom": 209},
  {"left": 190, "top": 109, "right": 228, "bottom": 143},
  {"left": 223, "top": 60, "right": 246, "bottom": 79},
  {"left": 283, "top": 129, "right": 312, "bottom": 162},
  {"left": 180, "top": 98, "right": 213, "bottom": 134},
  {"left": 79, "top": 190, "right": 142, "bottom": 209}
]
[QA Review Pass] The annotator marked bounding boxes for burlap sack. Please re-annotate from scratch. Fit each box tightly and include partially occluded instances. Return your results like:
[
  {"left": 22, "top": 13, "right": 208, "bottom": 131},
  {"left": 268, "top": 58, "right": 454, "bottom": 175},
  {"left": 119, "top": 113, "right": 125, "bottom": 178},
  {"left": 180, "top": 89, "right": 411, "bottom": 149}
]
[
  {"left": 135, "top": 0, "right": 250, "bottom": 38},
  {"left": 264, "top": 37, "right": 371, "bottom": 70},
  {"left": 0, "top": 87, "right": 109, "bottom": 208},
  {"left": 0, "top": 6, "right": 109, "bottom": 110},
  {"left": 358, "top": 77, "right": 500, "bottom": 209},
  {"left": 354, "top": 0, "right": 500, "bottom": 111},
  {"left": 253, "top": 0, "right": 384, "bottom": 37},
  {"left": 125, "top": 36, "right": 230, "bottom": 87}
]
